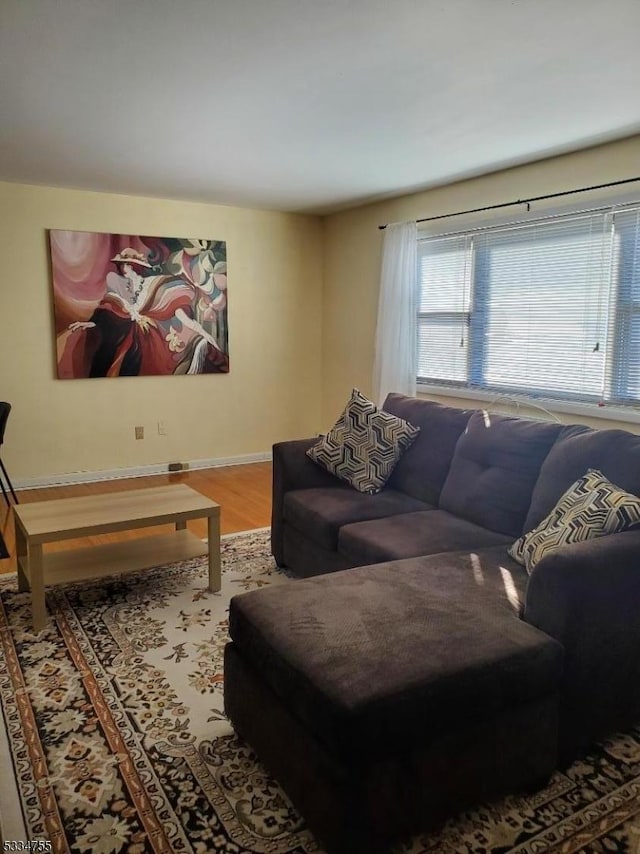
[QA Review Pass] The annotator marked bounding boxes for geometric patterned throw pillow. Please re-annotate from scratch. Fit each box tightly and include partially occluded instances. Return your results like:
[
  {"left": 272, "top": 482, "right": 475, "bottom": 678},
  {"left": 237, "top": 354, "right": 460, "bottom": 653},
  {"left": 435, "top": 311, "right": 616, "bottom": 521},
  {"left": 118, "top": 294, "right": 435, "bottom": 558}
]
[
  {"left": 509, "top": 468, "right": 640, "bottom": 574},
  {"left": 306, "top": 388, "right": 420, "bottom": 494}
]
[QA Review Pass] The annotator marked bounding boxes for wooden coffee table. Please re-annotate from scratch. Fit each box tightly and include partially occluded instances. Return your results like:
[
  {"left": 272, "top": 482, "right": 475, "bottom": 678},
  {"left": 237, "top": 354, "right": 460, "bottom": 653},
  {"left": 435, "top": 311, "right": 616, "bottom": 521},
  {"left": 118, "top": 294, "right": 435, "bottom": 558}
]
[{"left": 12, "top": 484, "right": 221, "bottom": 632}]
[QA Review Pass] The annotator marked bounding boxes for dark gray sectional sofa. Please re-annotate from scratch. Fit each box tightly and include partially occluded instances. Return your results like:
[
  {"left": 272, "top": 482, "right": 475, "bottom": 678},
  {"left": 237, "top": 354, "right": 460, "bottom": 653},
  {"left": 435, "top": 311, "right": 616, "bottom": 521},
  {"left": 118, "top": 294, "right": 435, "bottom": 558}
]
[{"left": 224, "top": 393, "right": 640, "bottom": 853}]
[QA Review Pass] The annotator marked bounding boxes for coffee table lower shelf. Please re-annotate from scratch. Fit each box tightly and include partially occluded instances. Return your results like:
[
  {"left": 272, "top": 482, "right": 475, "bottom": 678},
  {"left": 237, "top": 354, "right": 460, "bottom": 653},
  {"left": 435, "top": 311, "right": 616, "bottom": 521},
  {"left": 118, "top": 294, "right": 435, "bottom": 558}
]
[
  {"left": 13, "top": 484, "right": 221, "bottom": 632},
  {"left": 17, "top": 529, "right": 208, "bottom": 588}
]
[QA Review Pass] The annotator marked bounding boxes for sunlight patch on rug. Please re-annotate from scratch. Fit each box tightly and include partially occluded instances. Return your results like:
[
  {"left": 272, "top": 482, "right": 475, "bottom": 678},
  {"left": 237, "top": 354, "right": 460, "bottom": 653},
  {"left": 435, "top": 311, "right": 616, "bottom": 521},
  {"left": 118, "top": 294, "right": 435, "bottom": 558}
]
[{"left": 0, "top": 528, "right": 638, "bottom": 853}]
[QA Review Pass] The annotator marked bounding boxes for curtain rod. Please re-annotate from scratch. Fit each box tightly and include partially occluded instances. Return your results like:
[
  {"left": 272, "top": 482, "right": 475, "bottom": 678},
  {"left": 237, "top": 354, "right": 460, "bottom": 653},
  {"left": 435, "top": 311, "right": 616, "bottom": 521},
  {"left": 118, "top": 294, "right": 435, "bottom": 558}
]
[{"left": 377, "top": 176, "right": 640, "bottom": 230}]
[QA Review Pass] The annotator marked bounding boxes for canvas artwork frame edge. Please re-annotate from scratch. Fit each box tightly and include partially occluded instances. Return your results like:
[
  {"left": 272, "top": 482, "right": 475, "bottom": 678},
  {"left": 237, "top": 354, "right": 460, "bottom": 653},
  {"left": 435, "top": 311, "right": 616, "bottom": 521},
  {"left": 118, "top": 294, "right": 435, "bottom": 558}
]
[{"left": 49, "top": 229, "right": 229, "bottom": 379}]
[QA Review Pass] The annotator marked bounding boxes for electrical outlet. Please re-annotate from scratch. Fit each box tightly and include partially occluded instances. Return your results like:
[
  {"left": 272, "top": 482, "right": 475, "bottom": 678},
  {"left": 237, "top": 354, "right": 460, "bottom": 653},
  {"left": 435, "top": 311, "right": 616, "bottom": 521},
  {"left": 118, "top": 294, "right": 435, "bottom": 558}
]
[
  {"left": 135, "top": 426, "right": 144, "bottom": 440},
  {"left": 158, "top": 420, "right": 167, "bottom": 436}
]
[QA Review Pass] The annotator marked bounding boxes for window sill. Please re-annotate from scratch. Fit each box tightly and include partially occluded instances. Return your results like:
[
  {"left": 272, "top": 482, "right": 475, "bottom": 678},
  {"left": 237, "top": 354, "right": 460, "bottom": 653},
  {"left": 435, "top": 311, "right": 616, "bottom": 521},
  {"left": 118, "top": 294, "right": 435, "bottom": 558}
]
[{"left": 416, "top": 383, "right": 640, "bottom": 426}]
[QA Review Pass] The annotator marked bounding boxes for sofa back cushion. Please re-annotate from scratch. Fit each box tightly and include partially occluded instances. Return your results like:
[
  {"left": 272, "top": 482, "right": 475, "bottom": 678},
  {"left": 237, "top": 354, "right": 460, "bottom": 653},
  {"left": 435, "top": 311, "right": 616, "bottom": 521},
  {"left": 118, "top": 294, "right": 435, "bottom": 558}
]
[
  {"left": 383, "top": 394, "right": 472, "bottom": 504},
  {"left": 439, "top": 411, "right": 563, "bottom": 537},
  {"left": 524, "top": 424, "right": 640, "bottom": 532}
]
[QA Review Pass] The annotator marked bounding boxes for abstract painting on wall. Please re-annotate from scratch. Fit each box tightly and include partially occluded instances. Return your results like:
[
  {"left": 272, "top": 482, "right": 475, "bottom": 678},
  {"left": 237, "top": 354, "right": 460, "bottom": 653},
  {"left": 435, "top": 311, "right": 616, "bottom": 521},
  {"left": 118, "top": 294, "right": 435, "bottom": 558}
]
[{"left": 50, "top": 230, "right": 229, "bottom": 378}]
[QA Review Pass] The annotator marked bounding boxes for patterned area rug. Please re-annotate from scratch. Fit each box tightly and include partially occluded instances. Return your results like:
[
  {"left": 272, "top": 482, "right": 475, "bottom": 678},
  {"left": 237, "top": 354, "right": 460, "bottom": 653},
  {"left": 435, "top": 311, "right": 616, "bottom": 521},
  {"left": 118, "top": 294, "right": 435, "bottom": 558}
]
[{"left": 0, "top": 528, "right": 639, "bottom": 853}]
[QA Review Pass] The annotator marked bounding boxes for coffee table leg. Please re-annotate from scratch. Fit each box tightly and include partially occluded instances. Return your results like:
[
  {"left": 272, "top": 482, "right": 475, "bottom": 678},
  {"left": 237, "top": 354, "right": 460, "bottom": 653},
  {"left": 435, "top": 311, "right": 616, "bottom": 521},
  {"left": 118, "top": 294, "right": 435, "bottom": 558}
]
[
  {"left": 175, "top": 519, "right": 187, "bottom": 531},
  {"left": 14, "top": 522, "right": 29, "bottom": 593},
  {"left": 207, "top": 513, "right": 221, "bottom": 593},
  {"left": 30, "top": 545, "right": 47, "bottom": 633}
]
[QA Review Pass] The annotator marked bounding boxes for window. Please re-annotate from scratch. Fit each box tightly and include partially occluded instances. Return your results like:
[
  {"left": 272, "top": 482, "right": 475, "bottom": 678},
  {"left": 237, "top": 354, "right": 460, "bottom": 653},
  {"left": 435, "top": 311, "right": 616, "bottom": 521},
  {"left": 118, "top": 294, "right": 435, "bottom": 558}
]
[{"left": 417, "top": 203, "right": 640, "bottom": 409}]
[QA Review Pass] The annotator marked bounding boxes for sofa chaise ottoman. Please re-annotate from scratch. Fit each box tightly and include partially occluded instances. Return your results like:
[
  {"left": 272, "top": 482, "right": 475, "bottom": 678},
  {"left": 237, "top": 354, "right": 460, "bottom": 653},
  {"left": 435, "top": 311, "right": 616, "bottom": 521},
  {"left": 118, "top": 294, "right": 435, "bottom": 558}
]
[{"left": 225, "top": 552, "right": 563, "bottom": 854}]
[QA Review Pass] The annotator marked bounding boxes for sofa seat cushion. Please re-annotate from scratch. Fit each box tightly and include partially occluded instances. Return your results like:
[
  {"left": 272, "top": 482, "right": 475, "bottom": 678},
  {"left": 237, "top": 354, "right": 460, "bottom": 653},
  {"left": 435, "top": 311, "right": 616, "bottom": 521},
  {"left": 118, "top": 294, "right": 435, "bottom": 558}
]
[
  {"left": 337, "top": 509, "right": 512, "bottom": 565},
  {"left": 439, "top": 412, "right": 563, "bottom": 537},
  {"left": 283, "top": 487, "right": 432, "bottom": 551},
  {"left": 228, "top": 555, "right": 563, "bottom": 761}
]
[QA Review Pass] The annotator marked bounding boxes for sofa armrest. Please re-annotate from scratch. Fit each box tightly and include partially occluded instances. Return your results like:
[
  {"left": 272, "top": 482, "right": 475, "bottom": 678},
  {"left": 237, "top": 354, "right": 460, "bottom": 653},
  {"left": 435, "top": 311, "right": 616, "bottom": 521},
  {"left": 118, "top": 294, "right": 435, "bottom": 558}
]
[
  {"left": 523, "top": 528, "right": 640, "bottom": 756},
  {"left": 271, "top": 439, "right": 340, "bottom": 566},
  {"left": 523, "top": 528, "right": 640, "bottom": 638}
]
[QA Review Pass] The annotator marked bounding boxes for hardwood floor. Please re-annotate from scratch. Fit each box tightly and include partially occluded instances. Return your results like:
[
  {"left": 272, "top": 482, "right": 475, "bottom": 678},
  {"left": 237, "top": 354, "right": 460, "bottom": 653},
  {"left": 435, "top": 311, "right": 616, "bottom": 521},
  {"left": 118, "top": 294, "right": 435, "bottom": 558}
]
[{"left": 0, "top": 462, "right": 272, "bottom": 575}]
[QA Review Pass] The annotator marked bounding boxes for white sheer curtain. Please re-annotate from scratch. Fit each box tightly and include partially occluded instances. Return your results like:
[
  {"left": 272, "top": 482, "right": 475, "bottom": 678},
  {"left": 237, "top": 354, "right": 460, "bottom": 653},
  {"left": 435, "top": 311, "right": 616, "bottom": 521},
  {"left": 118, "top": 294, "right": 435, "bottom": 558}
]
[{"left": 372, "top": 220, "right": 418, "bottom": 406}]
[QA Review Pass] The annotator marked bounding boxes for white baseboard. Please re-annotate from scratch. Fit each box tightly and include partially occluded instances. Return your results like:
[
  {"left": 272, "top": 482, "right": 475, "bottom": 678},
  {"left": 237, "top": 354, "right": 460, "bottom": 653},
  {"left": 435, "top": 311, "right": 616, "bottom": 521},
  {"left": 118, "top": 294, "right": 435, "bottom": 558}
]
[{"left": 13, "top": 452, "right": 272, "bottom": 491}]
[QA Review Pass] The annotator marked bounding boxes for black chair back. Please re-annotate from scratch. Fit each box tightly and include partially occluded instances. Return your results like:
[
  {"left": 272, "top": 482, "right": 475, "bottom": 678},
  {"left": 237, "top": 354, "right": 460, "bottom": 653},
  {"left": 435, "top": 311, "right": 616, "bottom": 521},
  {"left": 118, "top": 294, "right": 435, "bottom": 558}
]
[
  {"left": 0, "top": 402, "right": 10, "bottom": 447},
  {"left": 0, "top": 403, "right": 18, "bottom": 505}
]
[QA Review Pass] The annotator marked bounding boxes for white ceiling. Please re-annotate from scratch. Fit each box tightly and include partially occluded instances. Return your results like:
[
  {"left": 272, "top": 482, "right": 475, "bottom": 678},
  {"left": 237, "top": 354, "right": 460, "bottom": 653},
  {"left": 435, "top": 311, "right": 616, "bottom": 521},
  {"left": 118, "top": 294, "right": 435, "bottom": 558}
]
[{"left": 1, "top": 0, "right": 640, "bottom": 215}]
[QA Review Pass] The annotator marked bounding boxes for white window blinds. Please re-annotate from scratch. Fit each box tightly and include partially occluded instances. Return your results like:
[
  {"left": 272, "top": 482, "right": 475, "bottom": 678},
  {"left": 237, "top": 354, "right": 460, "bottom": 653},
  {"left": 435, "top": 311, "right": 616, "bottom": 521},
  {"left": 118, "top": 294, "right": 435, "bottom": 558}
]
[
  {"left": 416, "top": 234, "right": 471, "bottom": 384},
  {"left": 610, "top": 208, "right": 640, "bottom": 403},
  {"left": 417, "top": 202, "right": 640, "bottom": 408}
]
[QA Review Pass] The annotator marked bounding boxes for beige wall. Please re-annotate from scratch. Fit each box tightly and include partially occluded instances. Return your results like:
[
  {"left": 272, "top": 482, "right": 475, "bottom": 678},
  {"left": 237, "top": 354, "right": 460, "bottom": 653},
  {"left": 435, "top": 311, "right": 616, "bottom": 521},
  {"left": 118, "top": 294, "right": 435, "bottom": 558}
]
[
  {"left": 0, "top": 182, "right": 324, "bottom": 481},
  {"left": 3, "top": 135, "right": 640, "bottom": 483},
  {"left": 322, "top": 134, "right": 640, "bottom": 432}
]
